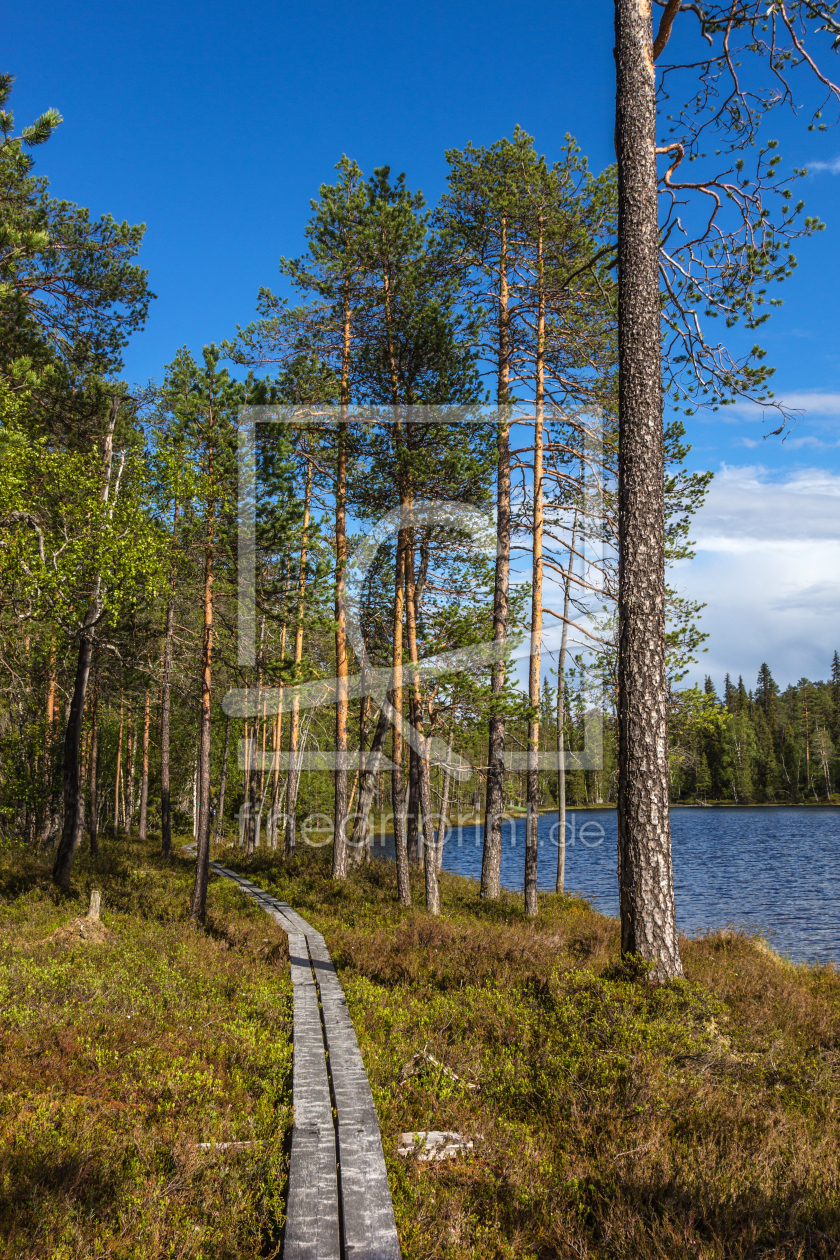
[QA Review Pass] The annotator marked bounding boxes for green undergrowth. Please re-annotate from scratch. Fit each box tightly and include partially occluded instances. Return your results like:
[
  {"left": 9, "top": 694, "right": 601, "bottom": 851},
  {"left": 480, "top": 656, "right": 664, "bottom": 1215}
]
[
  {"left": 3, "top": 835, "right": 839, "bottom": 1259},
  {"left": 0, "top": 837, "right": 293, "bottom": 1259},
  {"left": 228, "top": 842, "right": 840, "bottom": 1260}
]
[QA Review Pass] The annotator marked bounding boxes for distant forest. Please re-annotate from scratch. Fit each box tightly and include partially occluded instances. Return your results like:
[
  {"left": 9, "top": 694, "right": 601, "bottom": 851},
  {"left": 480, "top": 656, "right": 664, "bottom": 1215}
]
[
  {"left": 534, "top": 659, "right": 840, "bottom": 809},
  {"left": 427, "top": 658, "right": 840, "bottom": 814}
]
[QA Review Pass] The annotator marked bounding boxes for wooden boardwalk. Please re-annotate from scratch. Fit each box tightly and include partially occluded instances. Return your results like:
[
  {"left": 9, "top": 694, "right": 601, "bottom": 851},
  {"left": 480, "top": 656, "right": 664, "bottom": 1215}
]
[{"left": 207, "top": 859, "right": 402, "bottom": 1260}]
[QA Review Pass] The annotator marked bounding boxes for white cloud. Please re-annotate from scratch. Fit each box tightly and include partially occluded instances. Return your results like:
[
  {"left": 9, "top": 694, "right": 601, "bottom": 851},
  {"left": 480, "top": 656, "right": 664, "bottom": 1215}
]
[
  {"left": 723, "top": 392, "right": 840, "bottom": 421},
  {"left": 677, "top": 465, "right": 840, "bottom": 687},
  {"left": 776, "top": 393, "right": 840, "bottom": 415},
  {"left": 783, "top": 435, "right": 840, "bottom": 451},
  {"left": 807, "top": 156, "right": 840, "bottom": 174}
]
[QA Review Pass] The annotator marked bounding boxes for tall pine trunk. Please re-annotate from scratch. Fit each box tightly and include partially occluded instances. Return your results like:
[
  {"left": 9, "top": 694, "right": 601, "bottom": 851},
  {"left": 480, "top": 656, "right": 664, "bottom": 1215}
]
[
  {"left": 248, "top": 617, "right": 266, "bottom": 853},
  {"left": 190, "top": 517, "right": 215, "bottom": 924},
  {"left": 348, "top": 679, "right": 368, "bottom": 866},
  {"left": 614, "top": 0, "right": 682, "bottom": 979},
  {"left": 267, "top": 612, "right": 288, "bottom": 848},
  {"left": 332, "top": 302, "right": 351, "bottom": 879},
  {"left": 126, "top": 696, "right": 136, "bottom": 838},
  {"left": 258, "top": 691, "right": 268, "bottom": 837},
  {"left": 89, "top": 682, "right": 99, "bottom": 856},
  {"left": 160, "top": 500, "right": 180, "bottom": 858},
  {"left": 245, "top": 759, "right": 258, "bottom": 855},
  {"left": 556, "top": 514, "right": 578, "bottom": 894},
  {"left": 285, "top": 456, "right": 312, "bottom": 856},
  {"left": 406, "top": 701, "right": 421, "bottom": 866},
  {"left": 53, "top": 400, "right": 120, "bottom": 889},
  {"left": 52, "top": 635, "right": 93, "bottom": 885},
  {"left": 38, "top": 642, "right": 59, "bottom": 843},
  {"left": 391, "top": 528, "right": 411, "bottom": 906},
  {"left": 138, "top": 690, "right": 150, "bottom": 840},
  {"left": 349, "top": 703, "right": 390, "bottom": 858},
  {"left": 113, "top": 692, "right": 123, "bottom": 838},
  {"left": 436, "top": 728, "right": 454, "bottom": 873},
  {"left": 481, "top": 218, "right": 511, "bottom": 900},
  {"left": 524, "top": 220, "right": 545, "bottom": 919},
  {"left": 404, "top": 531, "right": 439, "bottom": 914}
]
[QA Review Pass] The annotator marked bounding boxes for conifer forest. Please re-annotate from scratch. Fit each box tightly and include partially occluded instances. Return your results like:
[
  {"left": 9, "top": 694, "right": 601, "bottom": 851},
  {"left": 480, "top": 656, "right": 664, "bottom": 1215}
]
[
  {"left": 2, "top": 6, "right": 840, "bottom": 1254},
  {"left": 2, "top": 32, "right": 840, "bottom": 935}
]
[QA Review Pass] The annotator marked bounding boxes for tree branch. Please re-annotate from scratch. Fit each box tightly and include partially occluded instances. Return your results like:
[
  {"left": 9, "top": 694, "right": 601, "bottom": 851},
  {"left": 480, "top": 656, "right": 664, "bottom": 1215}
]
[{"left": 653, "top": 0, "right": 683, "bottom": 60}]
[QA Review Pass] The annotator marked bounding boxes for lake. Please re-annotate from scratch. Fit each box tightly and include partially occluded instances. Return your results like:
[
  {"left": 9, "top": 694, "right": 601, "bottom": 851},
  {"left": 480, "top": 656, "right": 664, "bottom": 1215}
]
[{"left": 371, "top": 807, "right": 840, "bottom": 965}]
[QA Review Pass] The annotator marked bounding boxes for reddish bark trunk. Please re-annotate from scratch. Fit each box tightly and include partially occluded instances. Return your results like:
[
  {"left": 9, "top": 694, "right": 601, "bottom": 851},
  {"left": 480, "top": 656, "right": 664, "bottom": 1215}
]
[{"left": 615, "top": 0, "right": 683, "bottom": 979}]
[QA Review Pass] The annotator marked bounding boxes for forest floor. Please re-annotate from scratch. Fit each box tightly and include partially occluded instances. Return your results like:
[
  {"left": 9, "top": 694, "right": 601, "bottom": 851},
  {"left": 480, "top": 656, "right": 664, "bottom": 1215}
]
[
  {"left": 0, "top": 838, "right": 293, "bottom": 1259},
  {"left": 237, "top": 842, "right": 840, "bottom": 1260},
  {"left": 2, "top": 836, "right": 839, "bottom": 1259}
]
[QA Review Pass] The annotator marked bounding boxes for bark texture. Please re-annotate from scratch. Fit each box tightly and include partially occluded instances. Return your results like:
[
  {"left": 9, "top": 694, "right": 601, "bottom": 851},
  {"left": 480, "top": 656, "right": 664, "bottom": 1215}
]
[
  {"left": 391, "top": 528, "right": 411, "bottom": 906},
  {"left": 138, "top": 690, "right": 150, "bottom": 840},
  {"left": 481, "top": 415, "right": 511, "bottom": 900},
  {"left": 190, "top": 527, "right": 214, "bottom": 923},
  {"left": 614, "top": 0, "right": 682, "bottom": 979}
]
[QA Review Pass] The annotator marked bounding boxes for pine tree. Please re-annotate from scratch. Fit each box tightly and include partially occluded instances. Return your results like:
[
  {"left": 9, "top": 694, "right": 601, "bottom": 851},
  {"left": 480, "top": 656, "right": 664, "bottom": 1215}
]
[
  {"left": 155, "top": 348, "right": 242, "bottom": 923},
  {"left": 831, "top": 651, "right": 840, "bottom": 744}
]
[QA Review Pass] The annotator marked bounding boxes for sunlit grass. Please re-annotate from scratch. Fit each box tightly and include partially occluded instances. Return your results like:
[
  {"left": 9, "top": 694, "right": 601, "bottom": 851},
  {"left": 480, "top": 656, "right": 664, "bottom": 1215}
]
[
  {"left": 232, "top": 842, "right": 840, "bottom": 1260},
  {"left": 3, "top": 832, "right": 838, "bottom": 1259},
  {"left": 0, "top": 837, "right": 292, "bottom": 1259}
]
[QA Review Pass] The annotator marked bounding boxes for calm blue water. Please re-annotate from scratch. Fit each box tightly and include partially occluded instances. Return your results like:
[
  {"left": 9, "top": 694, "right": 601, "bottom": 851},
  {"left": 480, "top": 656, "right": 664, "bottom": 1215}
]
[{"left": 372, "top": 808, "right": 840, "bottom": 965}]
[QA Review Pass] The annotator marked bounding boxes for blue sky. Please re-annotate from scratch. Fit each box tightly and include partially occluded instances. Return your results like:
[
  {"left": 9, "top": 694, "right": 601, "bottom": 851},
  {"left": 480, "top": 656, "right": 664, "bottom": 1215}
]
[{"left": 7, "top": 0, "right": 840, "bottom": 690}]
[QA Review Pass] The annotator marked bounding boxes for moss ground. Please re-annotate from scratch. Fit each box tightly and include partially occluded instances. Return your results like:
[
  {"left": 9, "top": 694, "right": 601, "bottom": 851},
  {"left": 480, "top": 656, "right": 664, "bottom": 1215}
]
[{"left": 2, "top": 835, "right": 839, "bottom": 1258}]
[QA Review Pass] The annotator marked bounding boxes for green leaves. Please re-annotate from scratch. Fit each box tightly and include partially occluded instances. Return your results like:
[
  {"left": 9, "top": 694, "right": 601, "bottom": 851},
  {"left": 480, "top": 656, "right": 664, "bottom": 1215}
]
[{"left": 0, "top": 386, "right": 167, "bottom": 632}]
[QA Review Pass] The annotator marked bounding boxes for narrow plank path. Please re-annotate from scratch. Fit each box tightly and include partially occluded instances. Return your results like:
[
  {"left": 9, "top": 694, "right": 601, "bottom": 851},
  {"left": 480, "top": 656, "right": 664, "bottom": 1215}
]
[{"left": 193, "top": 852, "right": 401, "bottom": 1259}]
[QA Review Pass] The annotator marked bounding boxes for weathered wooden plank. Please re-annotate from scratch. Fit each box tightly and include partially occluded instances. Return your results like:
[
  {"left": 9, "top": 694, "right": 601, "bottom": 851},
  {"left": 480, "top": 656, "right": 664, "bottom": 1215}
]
[
  {"left": 285, "top": 980, "right": 340, "bottom": 1259},
  {"left": 284, "top": 1121, "right": 341, "bottom": 1260},
  {"left": 287, "top": 932, "right": 315, "bottom": 988},
  {"left": 201, "top": 855, "right": 401, "bottom": 1259},
  {"left": 312, "top": 952, "right": 401, "bottom": 1257}
]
